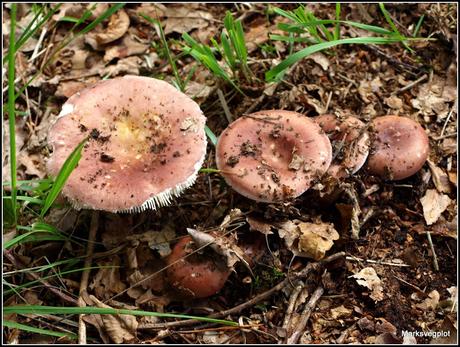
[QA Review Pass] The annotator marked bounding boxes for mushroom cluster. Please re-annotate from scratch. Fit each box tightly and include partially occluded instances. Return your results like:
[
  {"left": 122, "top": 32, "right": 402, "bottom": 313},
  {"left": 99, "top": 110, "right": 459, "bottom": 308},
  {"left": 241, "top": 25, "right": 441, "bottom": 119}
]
[
  {"left": 47, "top": 75, "right": 207, "bottom": 213},
  {"left": 216, "top": 111, "right": 429, "bottom": 201}
]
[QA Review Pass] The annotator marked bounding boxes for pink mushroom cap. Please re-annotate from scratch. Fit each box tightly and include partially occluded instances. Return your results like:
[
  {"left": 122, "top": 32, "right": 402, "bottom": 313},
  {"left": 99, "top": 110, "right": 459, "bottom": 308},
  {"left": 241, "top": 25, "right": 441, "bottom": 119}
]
[
  {"left": 46, "top": 75, "right": 207, "bottom": 213},
  {"left": 216, "top": 110, "right": 332, "bottom": 202},
  {"left": 314, "top": 114, "right": 370, "bottom": 178},
  {"left": 367, "top": 115, "right": 429, "bottom": 180}
]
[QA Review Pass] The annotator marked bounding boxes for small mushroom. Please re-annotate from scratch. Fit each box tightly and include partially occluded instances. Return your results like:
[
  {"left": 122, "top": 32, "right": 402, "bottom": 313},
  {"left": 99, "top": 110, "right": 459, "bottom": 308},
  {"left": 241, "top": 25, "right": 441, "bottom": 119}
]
[
  {"left": 314, "top": 114, "right": 370, "bottom": 178},
  {"left": 166, "top": 236, "right": 231, "bottom": 299},
  {"left": 366, "top": 115, "right": 429, "bottom": 180},
  {"left": 46, "top": 75, "right": 207, "bottom": 212},
  {"left": 216, "top": 110, "right": 332, "bottom": 202}
]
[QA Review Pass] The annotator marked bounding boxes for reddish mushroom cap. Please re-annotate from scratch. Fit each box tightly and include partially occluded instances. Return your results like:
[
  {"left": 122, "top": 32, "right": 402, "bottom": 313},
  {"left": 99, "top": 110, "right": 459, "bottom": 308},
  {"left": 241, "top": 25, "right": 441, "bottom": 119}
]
[
  {"left": 314, "top": 114, "right": 370, "bottom": 178},
  {"left": 166, "top": 236, "right": 231, "bottom": 299},
  {"left": 367, "top": 115, "right": 429, "bottom": 180},
  {"left": 46, "top": 76, "right": 207, "bottom": 212},
  {"left": 216, "top": 110, "right": 332, "bottom": 202}
]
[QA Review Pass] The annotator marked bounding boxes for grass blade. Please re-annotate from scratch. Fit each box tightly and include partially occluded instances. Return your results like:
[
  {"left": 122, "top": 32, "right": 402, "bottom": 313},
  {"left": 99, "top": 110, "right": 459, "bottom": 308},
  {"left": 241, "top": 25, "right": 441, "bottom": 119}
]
[
  {"left": 266, "top": 36, "right": 408, "bottom": 81},
  {"left": 205, "top": 125, "right": 218, "bottom": 147},
  {"left": 413, "top": 15, "right": 425, "bottom": 37},
  {"left": 7, "top": 3, "right": 18, "bottom": 225},
  {"left": 40, "top": 138, "right": 88, "bottom": 218},
  {"left": 334, "top": 3, "right": 341, "bottom": 40},
  {"left": 4, "top": 305, "right": 239, "bottom": 327},
  {"left": 3, "top": 320, "right": 77, "bottom": 340}
]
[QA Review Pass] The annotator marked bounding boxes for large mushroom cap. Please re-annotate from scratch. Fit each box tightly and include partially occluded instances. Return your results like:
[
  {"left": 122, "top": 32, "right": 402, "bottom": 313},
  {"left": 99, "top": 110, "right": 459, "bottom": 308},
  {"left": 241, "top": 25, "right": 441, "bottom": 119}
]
[
  {"left": 46, "top": 75, "right": 207, "bottom": 213},
  {"left": 314, "top": 114, "right": 370, "bottom": 178},
  {"left": 216, "top": 110, "right": 332, "bottom": 202},
  {"left": 367, "top": 115, "right": 429, "bottom": 180}
]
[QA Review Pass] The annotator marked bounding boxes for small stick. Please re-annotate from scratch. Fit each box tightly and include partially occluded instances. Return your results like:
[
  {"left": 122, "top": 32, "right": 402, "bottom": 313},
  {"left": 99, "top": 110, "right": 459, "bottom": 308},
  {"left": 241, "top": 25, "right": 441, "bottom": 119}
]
[
  {"left": 3, "top": 250, "right": 78, "bottom": 305},
  {"left": 324, "top": 91, "right": 333, "bottom": 114},
  {"left": 396, "top": 74, "right": 428, "bottom": 93},
  {"left": 217, "top": 88, "right": 234, "bottom": 123},
  {"left": 280, "top": 284, "right": 303, "bottom": 340},
  {"left": 286, "top": 285, "right": 324, "bottom": 344},
  {"left": 78, "top": 211, "right": 99, "bottom": 344},
  {"left": 138, "top": 252, "right": 345, "bottom": 330},
  {"left": 440, "top": 103, "right": 456, "bottom": 138},
  {"left": 346, "top": 255, "right": 410, "bottom": 267},
  {"left": 425, "top": 231, "right": 439, "bottom": 271}
]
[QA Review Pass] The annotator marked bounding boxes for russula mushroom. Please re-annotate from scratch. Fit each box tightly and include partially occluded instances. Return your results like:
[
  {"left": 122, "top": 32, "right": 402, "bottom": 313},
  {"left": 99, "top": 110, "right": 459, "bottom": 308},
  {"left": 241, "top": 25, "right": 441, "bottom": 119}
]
[
  {"left": 166, "top": 236, "right": 231, "bottom": 299},
  {"left": 314, "top": 114, "right": 370, "bottom": 178},
  {"left": 46, "top": 75, "right": 207, "bottom": 212},
  {"left": 366, "top": 115, "right": 429, "bottom": 180},
  {"left": 216, "top": 110, "right": 332, "bottom": 202}
]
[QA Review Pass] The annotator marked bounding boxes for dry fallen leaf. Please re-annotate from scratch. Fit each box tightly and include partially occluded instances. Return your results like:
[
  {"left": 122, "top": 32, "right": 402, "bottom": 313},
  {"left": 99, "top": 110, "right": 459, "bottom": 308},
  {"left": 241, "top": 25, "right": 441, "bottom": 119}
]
[
  {"left": 89, "top": 256, "right": 127, "bottom": 300},
  {"left": 86, "top": 9, "right": 130, "bottom": 49},
  {"left": 427, "top": 160, "right": 452, "bottom": 193},
  {"left": 307, "top": 52, "right": 330, "bottom": 70},
  {"left": 330, "top": 305, "right": 353, "bottom": 319},
  {"left": 420, "top": 189, "right": 452, "bottom": 225},
  {"left": 415, "top": 289, "right": 440, "bottom": 311},
  {"left": 277, "top": 219, "right": 340, "bottom": 260},
  {"left": 163, "top": 6, "right": 214, "bottom": 35},
  {"left": 88, "top": 295, "right": 138, "bottom": 344},
  {"left": 351, "top": 267, "right": 384, "bottom": 302},
  {"left": 103, "top": 33, "right": 149, "bottom": 62}
]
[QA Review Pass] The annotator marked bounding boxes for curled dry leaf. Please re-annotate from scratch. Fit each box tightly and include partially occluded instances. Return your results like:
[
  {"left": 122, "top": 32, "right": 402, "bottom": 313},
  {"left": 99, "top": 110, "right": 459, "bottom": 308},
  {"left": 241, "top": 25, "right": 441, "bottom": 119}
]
[
  {"left": 420, "top": 189, "right": 452, "bottom": 225},
  {"left": 415, "top": 289, "right": 440, "bottom": 311},
  {"left": 88, "top": 295, "right": 138, "bottom": 344},
  {"left": 103, "top": 33, "right": 149, "bottom": 62},
  {"left": 246, "top": 215, "right": 273, "bottom": 235},
  {"left": 307, "top": 52, "right": 330, "bottom": 70},
  {"left": 101, "top": 56, "right": 142, "bottom": 77},
  {"left": 277, "top": 219, "right": 340, "bottom": 260},
  {"left": 89, "top": 256, "right": 127, "bottom": 300},
  {"left": 351, "top": 267, "right": 384, "bottom": 302},
  {"left": 85, "top": 9, "right": 130, "bottom": 50},
  {"left": 187, "top": 228, "right": 248, "bottom": 269},
  {"left": 427, "top": 160, "right": 452, "bottom": 193}
]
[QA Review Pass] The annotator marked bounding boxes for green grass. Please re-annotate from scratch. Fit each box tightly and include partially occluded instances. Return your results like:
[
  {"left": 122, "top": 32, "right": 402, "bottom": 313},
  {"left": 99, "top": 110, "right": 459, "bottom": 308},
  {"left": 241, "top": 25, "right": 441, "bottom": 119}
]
[
  {"left": 7, "top": 3, "right": 18, "bottom": 225},
  {"left": 40, "top": 137, "right": 87, "bottom": 218},
  {"left": 181, "top": 11, "right": 250, "bottom": 94},
  {"left": 3, "top": 320, "right": 77, "bottom": 340},
  {"left": 265, "top": 3, "right": 432, "bottom": 81},
  {"left": 4, "top": 305, "right": 238, "bottom": 326}
]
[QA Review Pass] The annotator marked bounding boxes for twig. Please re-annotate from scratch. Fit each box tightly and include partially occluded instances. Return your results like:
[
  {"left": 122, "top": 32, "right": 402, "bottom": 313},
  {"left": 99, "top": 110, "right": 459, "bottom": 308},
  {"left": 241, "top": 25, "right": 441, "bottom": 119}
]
[
  {"left": 393, "top": 275, "right": 424, "bottom": 293},
  {"left": 217, "top": 88, "right": 234, "bottom": 123},
  {"left": 425, "top": 231, "right": 439, "bottom": 271},
  {"left": 3, "top": 249, "right": 78, "bottom": 305},
  {"left": 138, "top": 252, "right": 345, "bottom": 330},
  {"left": 440, "top": 101, "right": 457, "bottom": 138},
  {"left": 78, "top": 211, "right": 99, "bottom": 344},
  {"left": 324, "top": 91, "right": 333, "bottom": 113},
  {"left": 346, "top": 255, "right": 410, "bottom": 267},
  {"left": 286, "top": 285, "right": 324, "bottom": 344},
  {"left": 280, "top": 284, "right": 303, "bottom": 341},
  {"left": 395, "top": 74, "right": 428, "bottom": 93}
]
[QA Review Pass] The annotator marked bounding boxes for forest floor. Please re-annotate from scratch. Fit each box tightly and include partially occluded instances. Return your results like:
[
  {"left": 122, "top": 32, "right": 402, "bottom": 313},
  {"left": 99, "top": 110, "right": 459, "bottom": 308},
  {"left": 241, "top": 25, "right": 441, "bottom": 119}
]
[{"left": 2, "top": 3, "right": 458, "bottom": 344}]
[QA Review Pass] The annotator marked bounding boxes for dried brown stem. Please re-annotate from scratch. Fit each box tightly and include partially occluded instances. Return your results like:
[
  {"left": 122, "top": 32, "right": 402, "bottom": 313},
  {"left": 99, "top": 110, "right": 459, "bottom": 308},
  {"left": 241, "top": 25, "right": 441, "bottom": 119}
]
[
  {"left": 78, "top": 211, "right": 99, "bottom": 344},
  {"left": 286, "top": 285, "right": 324, "bottom": 344}
]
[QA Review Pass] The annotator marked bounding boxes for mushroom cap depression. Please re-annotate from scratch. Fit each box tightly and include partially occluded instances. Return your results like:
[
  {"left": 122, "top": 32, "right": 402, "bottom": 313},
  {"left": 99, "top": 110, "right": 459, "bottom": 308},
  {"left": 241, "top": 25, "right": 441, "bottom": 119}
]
[
  {"left": 46, "top": 75, "right": 207, "bottom": 212},
  {"left": 216, "top": 110, "right": 332, "bottom": 202},
  {"left": 314, "top": 114, "right": 370, "bottom": 178},
  {"left": 366, "top": 115, "right": 429, "bottom": 180}
]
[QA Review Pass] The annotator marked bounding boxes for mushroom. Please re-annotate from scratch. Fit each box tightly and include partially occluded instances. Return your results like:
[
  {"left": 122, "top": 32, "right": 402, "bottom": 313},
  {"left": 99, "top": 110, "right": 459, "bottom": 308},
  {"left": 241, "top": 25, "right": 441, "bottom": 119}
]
[
  {"left": 216, "top": 110, "right": 332, "bottom": 202},
  {"left": 314, "top": 114, "right": 370, "bottom": 178},
  {"left": 366, "top": 115, "right": 429, "bottom": 180},
  {"left": 166, "top": 236, "right": 231, "bottom": 299},
  {"left": 46, "top": 75, "right": 207, "bottom": 213}
]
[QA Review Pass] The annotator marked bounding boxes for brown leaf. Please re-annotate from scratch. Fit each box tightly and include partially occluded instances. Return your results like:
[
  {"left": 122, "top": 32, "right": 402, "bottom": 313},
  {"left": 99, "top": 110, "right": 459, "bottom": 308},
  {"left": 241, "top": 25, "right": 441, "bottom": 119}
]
[
  {"left": 277, "top": 220, "right": 339, "bottom": 260},
  {"left": 103, "top": 33, "right": 149, "bottom": 62},
  {"left": 351, "top": 267, "right": 384, "bottom": 302},
  {"left": 88, "top": 295, "right": 138, "bottom": 344},
  {"left": 89, "top": 256, "right": 127, "bottom": 300},
  {"left": 427, "top": 160, "right": 452, "bottom": 193},
  {"left": 415, "top": 289, "right": 440, "bottom": 311},
  {"left": 163, "top": 6, "right": 214, "bottom": 35},
  {"left": 246, "top": 216, "right": 273, "bottom": 235},
  {"left": 420, "top": 189, "right": 452, "bottom": 225},
  {"left": 96, "top": 9, "right": 130, "bottom": 45}
]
